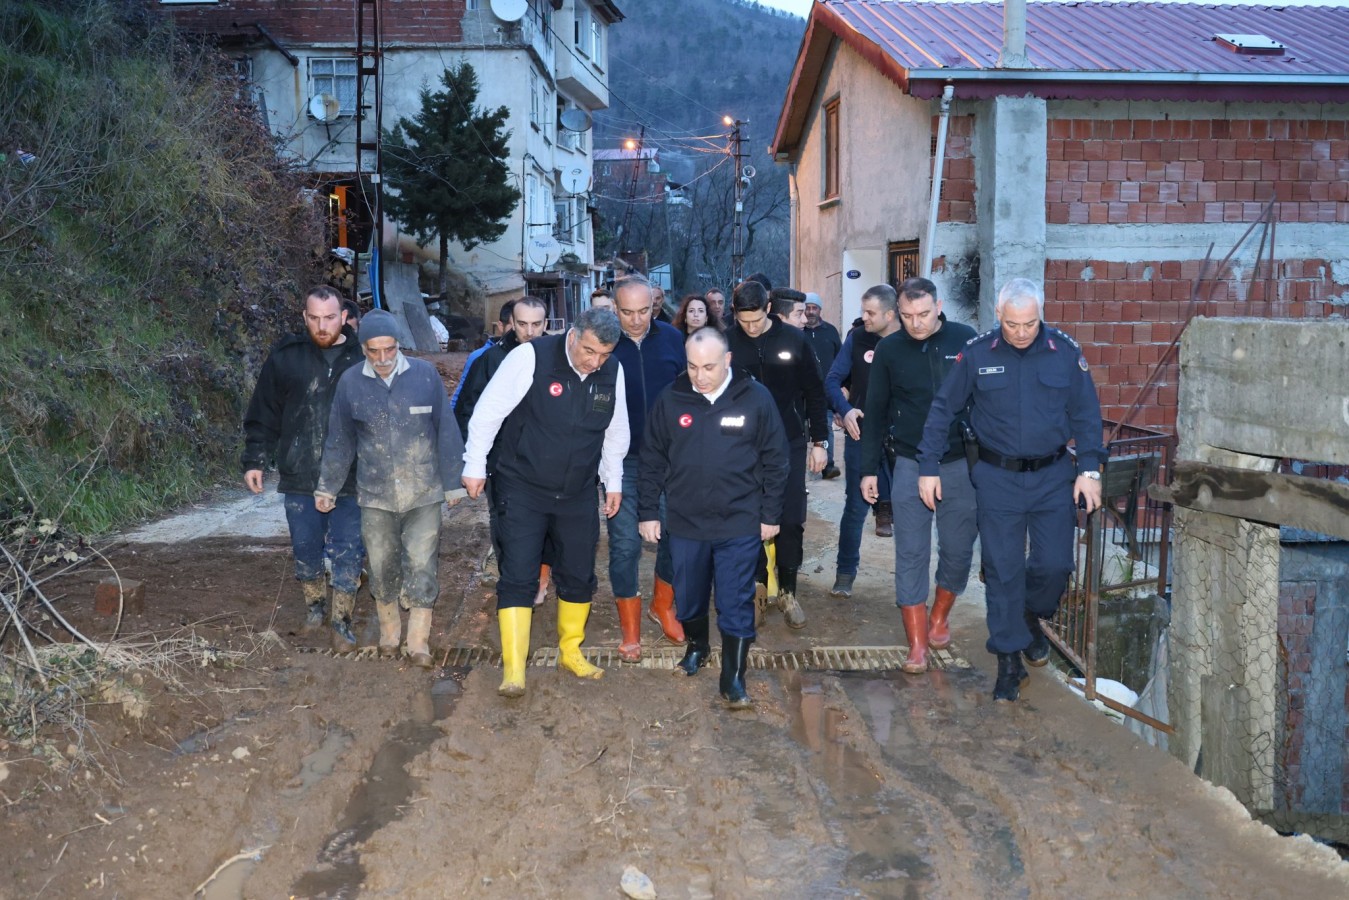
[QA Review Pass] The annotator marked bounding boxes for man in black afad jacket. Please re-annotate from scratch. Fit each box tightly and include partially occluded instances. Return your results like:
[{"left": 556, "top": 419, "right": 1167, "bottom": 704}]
[
  {"left": 725, "top": 279, "right": 829, "bottom": 630},
  {"left": 242, "top": 286, "right": 365, "bottom": 648},
  {"left": 638, "top": 328, "right": 789, "bottom": 708}
]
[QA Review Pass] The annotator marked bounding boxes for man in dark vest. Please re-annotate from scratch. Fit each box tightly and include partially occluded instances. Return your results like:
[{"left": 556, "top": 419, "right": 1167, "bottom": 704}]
[
  {"left": 462, "top": 308, "right": 629, "bottom": 698},
  {"left": 824, "top": 284, "right": 903, "bottom": 598}
]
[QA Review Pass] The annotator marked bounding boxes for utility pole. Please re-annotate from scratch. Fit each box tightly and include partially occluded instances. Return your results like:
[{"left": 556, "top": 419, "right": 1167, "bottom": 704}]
[
  {"left": 355, "top": 0, "right": 385, "bottom": 307},
  {"left": 618, "top": 125, "right": 645, "bottom": 253},
  {"left": 725, "top": 117, "right": 748, "bottom": 285}
]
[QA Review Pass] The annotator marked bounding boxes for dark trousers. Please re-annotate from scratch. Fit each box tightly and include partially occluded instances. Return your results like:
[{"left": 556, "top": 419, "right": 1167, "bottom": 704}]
[
  {"left": 671, "top": 533, "right": 761, "bottom": 639},
  {"left": 283, "top": 493, "right": 363, "bottom": 594},
  {"left": 836, "top": 433, "right": 892, "bottom": 576},
  {"left": 493, "top": 477, "right": 598, "bottom": 609},
  {"left": 972, "top": 456, "right": 1077, "bottom": 654}
]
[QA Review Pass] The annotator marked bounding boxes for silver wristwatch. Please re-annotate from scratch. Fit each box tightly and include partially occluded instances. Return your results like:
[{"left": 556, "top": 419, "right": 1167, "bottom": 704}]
[{"left": 1080, "top": 470, "right": 1101, "bottom": 481}]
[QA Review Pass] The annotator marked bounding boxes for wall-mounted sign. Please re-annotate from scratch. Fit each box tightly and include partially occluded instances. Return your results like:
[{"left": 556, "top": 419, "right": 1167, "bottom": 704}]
[{"left": 845, "top": 269, "right": 861, "bottom": 279}]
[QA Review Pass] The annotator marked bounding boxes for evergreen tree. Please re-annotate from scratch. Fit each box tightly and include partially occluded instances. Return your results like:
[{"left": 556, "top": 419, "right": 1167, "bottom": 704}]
[{"left": 383, "top": 62, "right": 520, "bottom": 299}]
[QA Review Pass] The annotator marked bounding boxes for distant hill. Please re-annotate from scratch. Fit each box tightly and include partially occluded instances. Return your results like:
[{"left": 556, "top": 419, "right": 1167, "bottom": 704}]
[{"left": 595, "top": 0, "right": 807, "bottom": 289}]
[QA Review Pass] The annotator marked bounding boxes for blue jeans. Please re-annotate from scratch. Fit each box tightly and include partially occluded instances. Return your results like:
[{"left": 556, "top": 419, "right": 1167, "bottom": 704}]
[
  {"left": 283, "top": 493, "right": 363, "bottom": 594},
  {"left": 606, "top": 464, "right": 673, "bottom": 598},
  {"left": 671, "top": 533, "right": 761, "bottom": 639},
  {"left": 835, "top": 433, "right": 891, "bottom": 575}
]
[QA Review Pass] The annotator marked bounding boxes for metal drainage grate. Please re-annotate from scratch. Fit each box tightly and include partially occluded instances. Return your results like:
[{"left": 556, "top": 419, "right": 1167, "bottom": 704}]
[{"left": 431, "top": 645, "right": 970, "bottom": 672}]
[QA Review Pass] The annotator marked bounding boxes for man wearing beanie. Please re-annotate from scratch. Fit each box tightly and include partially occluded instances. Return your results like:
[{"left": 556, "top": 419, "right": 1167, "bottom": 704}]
[{"left": 316, "top": 309, "right": 465, "bottom": 667}]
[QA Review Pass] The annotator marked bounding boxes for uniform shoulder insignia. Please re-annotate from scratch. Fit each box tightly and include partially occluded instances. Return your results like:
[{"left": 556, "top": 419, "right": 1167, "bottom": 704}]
[
  {"left": 1050, "top": 327, "right": 1081, "bottom": 350},
  {"left": 967, "top": 329, "right": 996, "bottom": 346},
  {"left": 1078, "top": 355, "right": 1089, "bottom": 372}
]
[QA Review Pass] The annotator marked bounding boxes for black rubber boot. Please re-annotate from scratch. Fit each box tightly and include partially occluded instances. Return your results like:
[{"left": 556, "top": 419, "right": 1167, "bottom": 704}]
[
  {"left": 1023, "top": 611, "right": 1050, "bottom": 667},
  {"left": 719, "top": 633, "right": 754, "bottom": 709},
  {"left": 675, "top": 616, "right": 711, "bottom": 676},
  {"left": 330, "top": 616, "right": 358, "bottom": 652},
  {"left": 993, "top": 652, "right": 1028, "bottom": 702}
]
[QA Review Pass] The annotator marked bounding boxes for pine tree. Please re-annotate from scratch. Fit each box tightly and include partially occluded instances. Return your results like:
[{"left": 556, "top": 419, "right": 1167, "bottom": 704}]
[{"left": 383, "top": 62, "right": 520, "bottom": 300}]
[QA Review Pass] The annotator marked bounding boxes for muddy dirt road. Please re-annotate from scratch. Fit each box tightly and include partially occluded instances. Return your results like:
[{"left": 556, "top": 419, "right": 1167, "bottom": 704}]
[{"left": 4, "top": 453, "right": 1346, "bottom": 898}]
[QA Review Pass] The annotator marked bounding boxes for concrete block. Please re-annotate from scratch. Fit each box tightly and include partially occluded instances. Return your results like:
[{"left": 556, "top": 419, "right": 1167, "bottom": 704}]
[{"left": 95, "top": 578, "right": 144, "bottom": 616}]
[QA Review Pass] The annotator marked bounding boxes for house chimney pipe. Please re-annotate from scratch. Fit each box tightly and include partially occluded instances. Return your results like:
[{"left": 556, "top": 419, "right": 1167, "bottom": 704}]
[{"left": 999, "top": 0, "right": 1030, "bottom": 68}]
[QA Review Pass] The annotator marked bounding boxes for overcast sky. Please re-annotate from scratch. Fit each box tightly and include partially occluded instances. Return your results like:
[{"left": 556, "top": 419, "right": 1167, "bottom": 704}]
[{"left": 756, "top": 0, "right": 1341, "bottom": 18}]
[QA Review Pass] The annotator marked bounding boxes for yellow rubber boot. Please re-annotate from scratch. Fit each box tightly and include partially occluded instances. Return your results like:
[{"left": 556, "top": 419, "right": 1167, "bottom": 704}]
[
  {"left": 557, "top": 599, "right": 604, "bottom": 680},
  {"left": 764, "top": 538, "right": 779, "bottom": 598},
  {"left": 498, "top": 606, "right": 532, "bottom": 698}
]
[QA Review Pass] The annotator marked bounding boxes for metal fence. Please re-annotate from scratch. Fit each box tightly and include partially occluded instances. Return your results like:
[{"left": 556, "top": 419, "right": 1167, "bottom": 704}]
[{"left": 1044, "top": 420, "right": 1176, "bottom": 733}]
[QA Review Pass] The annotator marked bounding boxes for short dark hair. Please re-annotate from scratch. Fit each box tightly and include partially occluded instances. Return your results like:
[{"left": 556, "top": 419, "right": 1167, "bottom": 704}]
[
  {"left": 687, "top": 326, "right": 729, "bottom": 353},
  {"left": 341, "top": 298, "right": 361, "bottom": 323},
  {"left": 304, "top": 285, "right": 345, "bottom": 306},
  {"left": 746, "top": 272, "right": 773, "bottom": 291},
  {"left": 731, "top": 279, "right": 769, "bottom": 314},
  {"left": 861, "top": 283, "right": 898, "bottom": 314},
  {"left": 704, "top": 287, "right": 725, "bottom": 299},
  {"left": 769, "top": 295, "right": 802, "bottom": 319},
  {"left": 898, "top": 276, "right": 938, "bottom": 302},
  {"left": 589, "top": 288, "right": 611, "bottom": 300},
  {"left": 512, "top": 296, "right": 547, "bottom": 319},
  {"left": 498, "top": 299, "right": 516, "bottom": 325}
]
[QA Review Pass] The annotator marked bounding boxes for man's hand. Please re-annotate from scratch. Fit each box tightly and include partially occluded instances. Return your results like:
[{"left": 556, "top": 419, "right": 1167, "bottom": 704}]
[
  {"left": 832, "top": 413, "right": 844, "bottom": 431},
  {"left": 918, "top": 475, "right": 942, "bottom": 511},
  {"left": 639, "top": 520, "right": 661, "bottom": 542},
  {"left": 603, "top": 491, "right": 622, "bottom": 518},
  {"left": 445, "top": 488, "right": 467, "bottom": 509},
  {"left": 315, "top": 493, "right": 336, "bottom": 513},
  {"left": 761, "top": 523, "right": 780, "bottom": 542},
  {"left": 843, "top": 408, "right": 864, "bottom": 441},
  {"left": 462, "top": 476, "right": 487, "bottom": 499},
  {"left": 1074, "top": 474, "right": 1103, "bottom": 513},
  {"left": 244, "top": 469, "right": 264, "bottom": 494},
  {"left": 860, "top": 475, "right": 879, "bottom": 505},
  {"left": 807, "top": 444, "right": 827, "bottom": 474}
]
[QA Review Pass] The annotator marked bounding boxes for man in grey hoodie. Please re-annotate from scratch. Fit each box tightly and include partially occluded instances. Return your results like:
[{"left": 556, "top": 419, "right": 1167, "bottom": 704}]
[{"left": 316, "top": 310, "right": 465, "bottom": 667}]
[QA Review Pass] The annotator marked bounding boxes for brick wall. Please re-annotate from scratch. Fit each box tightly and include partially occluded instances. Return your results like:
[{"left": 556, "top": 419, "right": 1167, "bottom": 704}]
[
  {"left": 1046, "top": 118, "right": 1349, "bottom": 227},
  {"left": 933, "top": 115, "right": 975, "bottom": 224},
  {"left": 155, "top": 0, "right": 465, "bottom": 44},
  {"left": 1043, "top": 258, "right": 1341, "bottom": 431}
]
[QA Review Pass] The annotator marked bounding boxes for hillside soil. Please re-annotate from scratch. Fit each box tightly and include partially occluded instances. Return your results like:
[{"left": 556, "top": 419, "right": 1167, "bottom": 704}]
[{"left": 4, "top": 352, "right": 1346, "bottom": 899}]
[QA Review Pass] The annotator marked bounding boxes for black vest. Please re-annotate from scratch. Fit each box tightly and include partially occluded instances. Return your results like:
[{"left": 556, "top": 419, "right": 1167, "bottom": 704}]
[{"left": 491, "top": 334, "right": 619, "bottom": 499}]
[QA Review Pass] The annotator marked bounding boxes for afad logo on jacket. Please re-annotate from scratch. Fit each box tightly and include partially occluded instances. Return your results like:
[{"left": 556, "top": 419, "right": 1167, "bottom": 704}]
[{"left": 678, "top": 413, "right": 694, "bottom": 428}]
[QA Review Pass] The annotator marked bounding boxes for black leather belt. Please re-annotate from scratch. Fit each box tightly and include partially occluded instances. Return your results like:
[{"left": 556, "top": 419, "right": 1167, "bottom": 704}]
[{"left": 977, "top": 445, "right": 1068, "bottom": 473}]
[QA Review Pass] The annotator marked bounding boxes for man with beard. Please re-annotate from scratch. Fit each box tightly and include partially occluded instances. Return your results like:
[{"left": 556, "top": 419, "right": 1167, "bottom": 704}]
[
  {"left": 243, "top": 285, "right": 365, "bottom": 650},
  {"left": 725, "top": 279, "right": 828, "bottom": 629}
]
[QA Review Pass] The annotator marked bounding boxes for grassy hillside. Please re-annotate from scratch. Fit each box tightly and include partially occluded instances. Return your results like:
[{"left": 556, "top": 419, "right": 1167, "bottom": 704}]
[{"left": 0, "top": 0, "right": 323, "bottom": 534}]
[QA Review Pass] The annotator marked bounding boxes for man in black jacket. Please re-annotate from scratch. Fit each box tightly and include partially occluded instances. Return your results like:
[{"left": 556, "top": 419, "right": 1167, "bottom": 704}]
[
  {"left": 802, "top": 293, "right": 842, "bottom": 478},
  {"left": 725, "top": 279, "right": 829, "bottom": 629},
  {"left": 638, "top": 328, "right": 789, "bottom": 708},
  {"left": 860, "top": 278, "right": 979, "bottom": 673},
  {"left": 242, "top": 285, "right": 365, "bottom": 648}
]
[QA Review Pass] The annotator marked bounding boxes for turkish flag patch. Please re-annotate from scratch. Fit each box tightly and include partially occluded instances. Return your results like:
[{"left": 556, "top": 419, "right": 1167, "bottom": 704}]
[
  {"left": 548, "top": 382, "right": 564, "bottom": 397},
  {"left": 678, "top": 413, "right": 693, "bottom": 428},
  {"left": 864, "top": 349, "right": 875, "bottom": 364}
]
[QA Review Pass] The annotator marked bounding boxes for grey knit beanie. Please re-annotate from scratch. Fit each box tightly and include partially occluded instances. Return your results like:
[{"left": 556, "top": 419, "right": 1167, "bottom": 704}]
[{"left": 359, "top": 309, "right": 399, "bottom": 345}]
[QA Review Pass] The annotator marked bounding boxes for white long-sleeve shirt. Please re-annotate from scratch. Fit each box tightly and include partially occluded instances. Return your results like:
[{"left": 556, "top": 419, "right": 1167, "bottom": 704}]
[{"left": 462, "top": 339, "right": 629, "bottom": 491}]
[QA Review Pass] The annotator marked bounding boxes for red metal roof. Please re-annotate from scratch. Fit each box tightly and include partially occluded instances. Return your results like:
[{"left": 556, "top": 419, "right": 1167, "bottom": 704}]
[{"left": 827, "top": 0, "right": 1349, "bottom": 77}]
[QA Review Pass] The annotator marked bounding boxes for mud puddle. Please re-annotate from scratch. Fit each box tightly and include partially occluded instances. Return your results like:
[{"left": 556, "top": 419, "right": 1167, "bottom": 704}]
[{"left": 288, "top": 674, "right": 464, "bottom": 899}]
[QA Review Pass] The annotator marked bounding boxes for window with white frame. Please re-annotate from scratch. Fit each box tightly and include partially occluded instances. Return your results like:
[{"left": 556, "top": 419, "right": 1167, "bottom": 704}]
[
  {"left": 554, "top": 198, "right": 572, "bottom": 242},
  {"left": 310, "top": 57, "right": 357, "bottom": 116},
  {"left": 526, "top": 173, "right": 538, "bottom": 227},
  {"left": 591, "top": 18, "right": 605, "bottom": 68},
  {"left": 575, "top": 199, "right": 589, "bottom": 242},
  {"left": 529, "top": 70, "right": 541, "bottom": 128},
  {"left": 575, "top": 6, "right": 591, "bottom": 57}
]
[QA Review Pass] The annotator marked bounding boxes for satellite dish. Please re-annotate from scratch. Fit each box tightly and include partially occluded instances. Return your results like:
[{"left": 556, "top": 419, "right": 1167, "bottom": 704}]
[
  {"left": 309, "top": 93, "right": 341, "bottom": 123},
  {"left": 561, "top": 166, "right": 589, "bottom": 195},
  {"left": 559, "top": 108, "right": 593, "bottom": 133},
  {"left": 490, "top": 0, "right": 527, "bottom": 23},
  {"left": 528, "top": 234, "right": 562, "bottom": 267}
]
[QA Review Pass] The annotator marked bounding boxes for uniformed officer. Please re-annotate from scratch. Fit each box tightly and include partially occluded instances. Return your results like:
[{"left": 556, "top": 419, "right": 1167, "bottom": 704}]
[
  {"left": 917, "top": 278, "right": 1104, "bottom": 701},
  {"left": 462, "top": 308, "right": 630, "bottom": 698},
  {"left": 637, "top": 328, "right": 789, "bottom": 708}
]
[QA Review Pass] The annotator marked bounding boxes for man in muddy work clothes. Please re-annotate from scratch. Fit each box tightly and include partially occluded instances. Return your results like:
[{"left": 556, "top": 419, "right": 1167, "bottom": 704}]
[
  {"left": 918, "top": 278, "right": 1103, "bottom": 701},
  {"left": 462, "top": 308, "right": 629, "bottom": 698},
  {"left": 725, "top": 279, "right": 829, "bottom": 630},
  {"left": 242, "top": 285, "right": 365, "bottom": 650},
  {"left": 316, "top": 310, "right": 465, "bottom": 669},
  {"left": 638, "top": 328, "right": 789, "bottom": 708}
]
